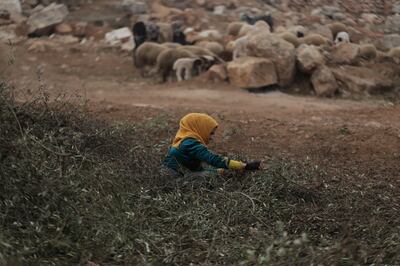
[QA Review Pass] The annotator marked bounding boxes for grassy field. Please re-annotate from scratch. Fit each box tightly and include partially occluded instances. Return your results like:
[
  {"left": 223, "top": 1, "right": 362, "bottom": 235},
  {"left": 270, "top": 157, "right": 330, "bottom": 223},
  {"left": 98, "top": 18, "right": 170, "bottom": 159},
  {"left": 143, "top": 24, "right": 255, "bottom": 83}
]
[{"left": 1, "top": 81, "right": 399, "bottom": 266}]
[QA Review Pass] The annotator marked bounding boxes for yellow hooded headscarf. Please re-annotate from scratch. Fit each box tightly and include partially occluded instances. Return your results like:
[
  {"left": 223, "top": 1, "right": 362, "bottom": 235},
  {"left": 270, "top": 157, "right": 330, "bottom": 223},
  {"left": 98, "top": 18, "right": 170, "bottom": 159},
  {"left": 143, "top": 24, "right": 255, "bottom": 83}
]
[{"left": 172, "top": 113, "right": 218, "bottom": 148}]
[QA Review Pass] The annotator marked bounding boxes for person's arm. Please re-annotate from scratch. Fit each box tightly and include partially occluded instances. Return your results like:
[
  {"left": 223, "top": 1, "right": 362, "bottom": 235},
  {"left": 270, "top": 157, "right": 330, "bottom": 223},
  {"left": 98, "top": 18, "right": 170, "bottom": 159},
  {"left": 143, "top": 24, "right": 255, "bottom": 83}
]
[{"left": 186, "top": 140, "right": 246, "bottom": 170}]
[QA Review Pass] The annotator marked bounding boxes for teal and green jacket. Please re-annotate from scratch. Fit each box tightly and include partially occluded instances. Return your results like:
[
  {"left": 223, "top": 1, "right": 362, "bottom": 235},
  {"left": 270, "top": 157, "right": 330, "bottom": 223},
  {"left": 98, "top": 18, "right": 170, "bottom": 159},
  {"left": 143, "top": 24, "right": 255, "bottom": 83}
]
[{"left": 163, "top": 138, "right": 229, "bottom": 174}]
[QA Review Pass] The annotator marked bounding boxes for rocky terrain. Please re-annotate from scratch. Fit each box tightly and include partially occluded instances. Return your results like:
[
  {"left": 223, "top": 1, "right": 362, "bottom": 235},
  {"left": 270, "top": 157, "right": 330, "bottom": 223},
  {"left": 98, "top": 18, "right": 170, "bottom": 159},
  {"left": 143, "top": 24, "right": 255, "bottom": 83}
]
[{"left": 1, "top": 0, "right": 400, "bottom": 98}]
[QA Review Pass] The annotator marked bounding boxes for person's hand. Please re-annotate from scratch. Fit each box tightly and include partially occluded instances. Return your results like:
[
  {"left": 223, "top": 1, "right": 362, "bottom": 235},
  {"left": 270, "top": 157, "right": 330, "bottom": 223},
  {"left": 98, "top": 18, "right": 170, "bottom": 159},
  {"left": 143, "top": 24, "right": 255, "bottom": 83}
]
[{"left": 245, "top": 161, "right": 261, "bottom": 170}]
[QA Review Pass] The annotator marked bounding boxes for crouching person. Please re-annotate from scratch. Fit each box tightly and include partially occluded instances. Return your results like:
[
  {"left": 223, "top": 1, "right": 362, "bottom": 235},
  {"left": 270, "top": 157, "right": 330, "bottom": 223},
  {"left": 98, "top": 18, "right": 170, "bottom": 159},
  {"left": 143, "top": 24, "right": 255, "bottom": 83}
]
[{"left": 161, "top": 113, "right": 261, "bottom": 188}]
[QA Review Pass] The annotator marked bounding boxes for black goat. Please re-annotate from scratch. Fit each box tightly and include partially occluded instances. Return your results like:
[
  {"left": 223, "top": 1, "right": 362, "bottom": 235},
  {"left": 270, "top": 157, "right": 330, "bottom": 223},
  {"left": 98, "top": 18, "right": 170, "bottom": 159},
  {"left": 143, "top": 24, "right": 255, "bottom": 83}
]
[
  {"left": 132, "top": 21, "right": 147, "bottom": 49},
  {"left": 132, "top": 21, "right": 192, "bottom": 49},
  {"left": 240, "top": 13, "right": 274, "bottom": 32}
]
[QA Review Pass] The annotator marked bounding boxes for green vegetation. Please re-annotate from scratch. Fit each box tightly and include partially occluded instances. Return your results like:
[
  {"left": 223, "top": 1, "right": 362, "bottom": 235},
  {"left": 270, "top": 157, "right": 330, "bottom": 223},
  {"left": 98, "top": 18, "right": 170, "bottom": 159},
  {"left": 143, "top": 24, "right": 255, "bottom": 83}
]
[{"left": 0, "top": 82, "right": 399, "bottom": 265}]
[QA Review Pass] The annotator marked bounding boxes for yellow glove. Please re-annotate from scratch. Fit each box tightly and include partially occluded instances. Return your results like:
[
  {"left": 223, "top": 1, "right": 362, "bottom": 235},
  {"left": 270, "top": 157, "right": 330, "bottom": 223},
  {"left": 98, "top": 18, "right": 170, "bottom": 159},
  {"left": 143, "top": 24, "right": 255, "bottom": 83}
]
[{"left": 228, "top": 160, "right": 246, "bottom": 170}]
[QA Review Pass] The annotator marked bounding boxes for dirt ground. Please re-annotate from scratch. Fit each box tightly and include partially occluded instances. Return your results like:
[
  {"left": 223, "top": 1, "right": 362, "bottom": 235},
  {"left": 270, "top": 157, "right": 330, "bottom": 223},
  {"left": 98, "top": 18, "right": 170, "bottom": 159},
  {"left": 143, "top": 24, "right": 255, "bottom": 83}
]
[{"left": 3, "top": 38, "right": 399, "bottom": 186}]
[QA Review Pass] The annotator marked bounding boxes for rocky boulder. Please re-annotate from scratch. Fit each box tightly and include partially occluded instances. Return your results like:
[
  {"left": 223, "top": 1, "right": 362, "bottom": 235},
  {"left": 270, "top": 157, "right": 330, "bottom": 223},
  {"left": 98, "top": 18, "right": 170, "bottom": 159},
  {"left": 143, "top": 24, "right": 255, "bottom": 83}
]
[
  {"left": 120, "top": 0, "right": 147, "bottom": 14},
  {"left": 393, "top": 4, "right": 400, "bottom": 14},
  {"left": 296, "top": 44, "right": 325, "bottom": 74},
  {"left": 246, "top": 33, "right": 296, "bottom": 87},
  {"left": 311, "top": 66, "right": 338, "bottom": 97},
  {"left": 382, "top": 34, "right": 400, "bottom": 50},
  {"left": 331, "top": 43, "right": 360, "bottom": 64},
  {"left": 26, "top": 3, "right": 68, "bottom": 35},
  {"left": 0, "top": 0, "right": 21, "bottom": 13},
  {"left": 227, "top": 56, "right": 278, "bottom": 89},
  {"left": 105, "top": 27, "right": 134, "bottom": 51},
  {"left": 332, "top": 66, "right": 393, "bottom": 94},
  {"left": 207, "top": 64, "right": 228, "bottom": 82},
  {"left": 385, "top": 14, "right": 400, "bottom": 34},
  {"left": 55, "top": 22, "right": 72, "bottom": 35},
  {"left": 309, "top": 24, "right": 334, "bottom": 40}
]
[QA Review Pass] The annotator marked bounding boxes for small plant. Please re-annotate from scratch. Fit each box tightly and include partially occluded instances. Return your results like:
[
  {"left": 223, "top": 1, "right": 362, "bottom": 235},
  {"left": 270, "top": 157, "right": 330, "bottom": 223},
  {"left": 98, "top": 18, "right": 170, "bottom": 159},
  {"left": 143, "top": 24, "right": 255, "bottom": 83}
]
[{"left": 338, "top": 126, "right": 350, "bottom": 135}]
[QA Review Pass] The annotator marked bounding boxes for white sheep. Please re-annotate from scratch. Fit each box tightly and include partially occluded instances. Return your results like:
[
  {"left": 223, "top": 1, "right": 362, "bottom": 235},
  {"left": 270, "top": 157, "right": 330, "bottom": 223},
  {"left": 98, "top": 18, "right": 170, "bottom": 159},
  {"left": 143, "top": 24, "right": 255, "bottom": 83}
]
[
  {"left": 173, "top": 58, "right": 202, "bottom": 81},
  {"left": 173, "top": 56, "right": 216, "bottom": 81},
  {"left": 335, "top": 32, "right": 350, "bottom": 45}
]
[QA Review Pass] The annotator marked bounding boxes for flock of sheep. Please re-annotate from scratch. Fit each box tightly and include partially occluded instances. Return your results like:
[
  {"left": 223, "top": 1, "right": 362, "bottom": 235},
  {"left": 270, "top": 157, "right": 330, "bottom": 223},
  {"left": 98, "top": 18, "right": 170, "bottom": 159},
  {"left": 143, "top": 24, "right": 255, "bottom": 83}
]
[{"left": 131, "top": 13, "right": 400, "bottom": 84}]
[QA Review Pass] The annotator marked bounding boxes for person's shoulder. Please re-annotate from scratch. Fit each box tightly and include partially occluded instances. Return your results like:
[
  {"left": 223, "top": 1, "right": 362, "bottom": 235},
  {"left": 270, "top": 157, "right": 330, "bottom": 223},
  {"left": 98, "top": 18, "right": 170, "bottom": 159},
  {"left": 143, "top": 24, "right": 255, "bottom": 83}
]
[{"left": 180, "top": 138, "right": 203, "bottom": 148}]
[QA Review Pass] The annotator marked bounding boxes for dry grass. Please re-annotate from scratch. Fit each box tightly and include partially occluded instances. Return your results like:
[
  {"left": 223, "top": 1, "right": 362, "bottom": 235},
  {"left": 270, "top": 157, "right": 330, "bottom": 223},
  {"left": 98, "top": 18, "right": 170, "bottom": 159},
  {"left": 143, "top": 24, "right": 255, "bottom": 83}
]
[{"left": 0, "top": 81, "right": 399, "bottom": 266}]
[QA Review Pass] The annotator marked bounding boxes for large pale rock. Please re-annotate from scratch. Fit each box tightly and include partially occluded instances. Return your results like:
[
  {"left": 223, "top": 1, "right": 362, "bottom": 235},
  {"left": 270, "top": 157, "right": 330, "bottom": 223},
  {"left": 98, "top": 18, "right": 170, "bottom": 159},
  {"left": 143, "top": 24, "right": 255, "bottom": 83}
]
[
  {"left": 385, "top": 14, "right": 400, "bottom": 34},
  {"left": 361, "top": 13, "right": 381, "bottom": 24},
  {"left": 207, "top": 64, "right": 228, "bottom": 82},
  {"left": 309, "top": 24, "right": 333, "bottom": 40},
  {"left": 246, "top": 33, "right": 296, "bottom": 87},
  {"left": 121, "top": 0, "right": 147, "bottom": 14},
  {"left": 331, "top": 43, "right": 360, "bottom": 64},
  {"left": 321, "top": 5, "right": 341, "bottom": 17},
  {"left": 382, "top": 34, "right": 400, "bottom": 50},
  {"left": 311, "top": 66, "right": 338, "bottom": 97},
  {"left": 105, "top": 27, "right": 132, "bottom": 45},
  {"left": 0, "top": 24, "right": 19, "bottom": 42},
  {"left": 332, "top": 66, "right": 393, "bottom": 94},
  {"left": 0, "top": 0, "right": 21, "bottom": 13},
  {"left": 227, "top": 56, "right": 278, "bottom": 89},
  {"left": 9, "top": 10, "right": 26, "bottom": 24},
  {"left": 393, "top": 4, "right": 400, "bottom": 14},
  {"left": 213, "top": 5, "right": 226, "bottom": 15},
  {"left": 26, "top": 3, "right": 68, "bottom": 34},
  {"left": 296, "top": 44, "right": 325, "bottom": 74},
  {"left": 105, "top": 27, "right": 134, "bottom": 50},
  {"left": 55, "top": 22, "right": 72, "bottom": 35}
]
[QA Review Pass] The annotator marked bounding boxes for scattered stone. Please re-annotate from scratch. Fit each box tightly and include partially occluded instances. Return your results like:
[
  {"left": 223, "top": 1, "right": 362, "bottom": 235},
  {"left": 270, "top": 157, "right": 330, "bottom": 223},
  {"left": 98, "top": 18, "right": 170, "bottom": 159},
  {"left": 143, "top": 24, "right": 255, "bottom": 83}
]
[
  {"left": 207, "top": 64, "right": 228, "bottom": 82},
  {"left": 296, "top": 44, "right": 325, "bottom": 74},
  {"left": 85, "top": 25, "right": 109, "bottom": 41},
  {"left": 24, "top": 0, "right": 38, "bottom": 7},
  {"left": 331, "top": 43, "right": 360, "bottom": 64},
  {"left": 361, "top": 13, "right": 381, "bottom": 24},
  {"left": 9, "top": 10, "right": 26, "bottom": 24},
  {"left": 26, "top": 3, "right": 69, "bottom": 35},
  {"left": 332, "top": 66, "right": 393, "bottom": 94},
  {"left": 27, "top": 39, "right": 57, "bottom": 52},
  {"left": 121, "top": 41, "right": 134, "bottom": 51},
  {"left": 365, "top": 121, "right": 382, "bottom": 128},
  {"left": 382, "top": 34, "right": 400, "bottom": 50},
  {"left": 227, "top": 56, "right": 278, "bottom": 89},
  {"left": 120, "top": 0, "right": 147, "bottom": 14},
  {"left": 0, "top": 24, "right": 25, "bottom": 42},
  {"left": 55, "top": 22, "right": 73, "bottom": 35},
  {"left": 213, "top": 5, "right": 226, "bottom": 15},
  {"left": 105, "top": 27, "right": 133, "bottom": 50},
  {"left": 393, "top": 4, "right": 400, "bottom": 14},
  {"left": 0, "top": 19, "right": 12, "bottom": 26},
  {"left": 52, "top": 34, "right": 80, "bottom": 44},
  {"left": 196, "top": 0, "right": 206, "bottom": 7},
  {"left": 25, "top": 4, "right": 44, "bottom": 17},
  {"left": 309, "top": 24, "right": 333, "bottom": 41},
  {"left": 247, "top": 33, "right": 296, "bottom": 87},
  {"left": 331, "top": 12, "right": 346, "bottom": 21},
  {"left": 71, "top": 21, "right": 87, "bottom": 38},
  {"left": 0, "top": 0, "right": 21, "bottom": 13},
  {"left": 320, "top": 5, "right": 341, "bottom": 18},
  {"left": 385, "top": 14, "right": 400, "bottom": 34},
  {"left": 311, "top": 8, "right": 322, "bottom": 16},
  {"left": 0, "top": 10, "right": 10, "bottom": 20},
  {"left": 311, "top": 66, "right": 338, "bottom": 97}
]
